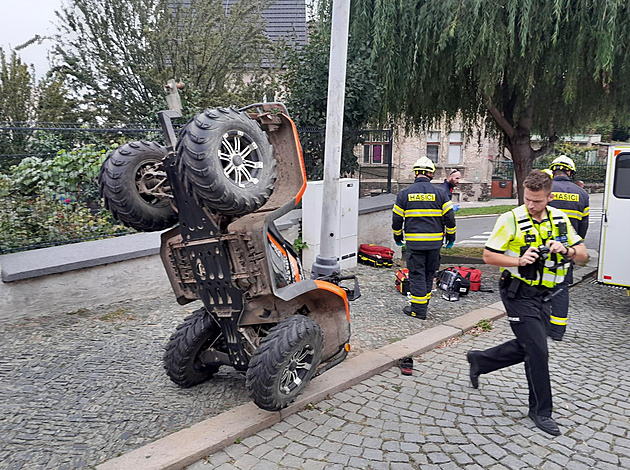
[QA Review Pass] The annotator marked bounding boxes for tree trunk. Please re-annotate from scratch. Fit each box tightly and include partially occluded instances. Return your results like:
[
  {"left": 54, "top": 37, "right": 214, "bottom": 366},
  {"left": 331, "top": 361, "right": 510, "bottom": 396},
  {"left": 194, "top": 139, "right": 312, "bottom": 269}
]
[
  {"left": 510, "top": 133, "right": 534, "bottom": 204},
  {"left": 487, "top": 102, "right": 535, "bottom": 204}
]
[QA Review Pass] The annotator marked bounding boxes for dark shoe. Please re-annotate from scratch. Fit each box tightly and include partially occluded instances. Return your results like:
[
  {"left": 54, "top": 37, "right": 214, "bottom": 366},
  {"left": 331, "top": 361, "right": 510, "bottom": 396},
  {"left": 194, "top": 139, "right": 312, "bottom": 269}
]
[
  {"left": 529, "top": 413, "right": 561, "bottom": 436},
  {"left": 403, "top": 305, "right": 426, "bottom": 320},
  {"left": 467, "top": 351, "right": 481, "bottom": 389},
  {"left": 399, "top": 357, "right": 413, "bottom": 376},
  {"left": 550, "top": 335, "right": 563, "bottom": 342}
]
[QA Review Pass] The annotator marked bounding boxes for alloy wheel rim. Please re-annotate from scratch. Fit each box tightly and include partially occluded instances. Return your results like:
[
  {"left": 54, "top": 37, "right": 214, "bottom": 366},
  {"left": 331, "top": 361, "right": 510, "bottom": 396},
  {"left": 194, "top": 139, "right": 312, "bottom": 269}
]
[
  {"left": 279, "top": 344, "right": 315, "bottom": 395},
  {"left": 218, "top": 131, "right": 264, "bottom": 188}
]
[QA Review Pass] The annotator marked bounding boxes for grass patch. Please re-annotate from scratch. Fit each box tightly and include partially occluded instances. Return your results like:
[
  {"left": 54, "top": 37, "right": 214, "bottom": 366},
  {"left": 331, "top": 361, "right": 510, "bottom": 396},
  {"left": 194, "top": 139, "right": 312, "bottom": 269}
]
[
  {"left": 66, "top": 308, "right": 89, "bottom": 316},
  {"left": 457, "top": 204, "right": 516, "bottom": 217},
  {"left": 99, "top": 308, "right": 133, "bottom": 322},
  {"left": 441, "top": 246, "right": 485, "bottom": 259},
  {"left": 475, "top": 319, "right": 493, "bottom": 331},
  {"left": 469, "top": 319, "right": 494, "bottom": 336}
]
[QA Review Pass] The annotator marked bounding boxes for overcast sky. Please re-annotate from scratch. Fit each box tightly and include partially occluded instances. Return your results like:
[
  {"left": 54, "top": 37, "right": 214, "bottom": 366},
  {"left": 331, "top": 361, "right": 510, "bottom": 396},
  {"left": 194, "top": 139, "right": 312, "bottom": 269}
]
[{"left": 0, "top": 0, "right": 64, "bottom": 77}]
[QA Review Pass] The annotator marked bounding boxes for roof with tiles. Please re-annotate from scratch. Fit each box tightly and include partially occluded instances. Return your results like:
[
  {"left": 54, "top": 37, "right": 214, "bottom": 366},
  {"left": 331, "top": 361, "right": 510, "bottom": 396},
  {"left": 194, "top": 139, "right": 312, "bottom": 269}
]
[{"left": 177, "top": 0, "right": 307, "bottom": 46}]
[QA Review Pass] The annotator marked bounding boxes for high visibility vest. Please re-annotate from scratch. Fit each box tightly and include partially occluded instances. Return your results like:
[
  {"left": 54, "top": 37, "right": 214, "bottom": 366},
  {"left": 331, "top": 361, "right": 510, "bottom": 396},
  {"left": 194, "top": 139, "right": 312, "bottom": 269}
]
[{"left": 502, "top": 205, "right": 571, "bottom": 288}]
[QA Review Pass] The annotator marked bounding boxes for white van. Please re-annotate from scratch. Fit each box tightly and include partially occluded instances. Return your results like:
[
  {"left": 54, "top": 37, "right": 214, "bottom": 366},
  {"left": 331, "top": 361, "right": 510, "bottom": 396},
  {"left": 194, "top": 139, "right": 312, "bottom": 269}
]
[{"left": 598, "top": 145, "right": 630, "bottom": 289}]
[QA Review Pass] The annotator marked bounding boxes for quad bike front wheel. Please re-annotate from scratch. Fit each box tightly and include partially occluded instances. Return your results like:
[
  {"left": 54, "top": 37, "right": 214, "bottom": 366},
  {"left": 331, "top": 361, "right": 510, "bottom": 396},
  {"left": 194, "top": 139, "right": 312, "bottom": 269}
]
[
  {"left": 99, "top": 140, "right": 177, "bottom": 232},
  {"left": 177, "top": 107, "right": 276, "bottom": 216},
  {"left": 246, "top": 315, "right": 323, "bottom": 411},
  {"left": 163, "top": 308, "right": 222, "bottom": 387}
]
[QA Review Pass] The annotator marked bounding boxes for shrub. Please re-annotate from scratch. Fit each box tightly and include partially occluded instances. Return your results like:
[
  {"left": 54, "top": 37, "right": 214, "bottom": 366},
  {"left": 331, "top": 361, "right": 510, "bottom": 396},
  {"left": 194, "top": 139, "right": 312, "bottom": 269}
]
[{"left": 0, "top": 144, "right": 131, "bottom": 252}]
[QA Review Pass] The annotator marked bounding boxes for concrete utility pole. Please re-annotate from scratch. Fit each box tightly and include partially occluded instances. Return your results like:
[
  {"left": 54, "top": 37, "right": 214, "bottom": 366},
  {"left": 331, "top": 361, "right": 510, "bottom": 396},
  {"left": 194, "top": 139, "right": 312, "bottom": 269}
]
[{"left": 310, "top": 0, "right": 351, "bottom": 279}]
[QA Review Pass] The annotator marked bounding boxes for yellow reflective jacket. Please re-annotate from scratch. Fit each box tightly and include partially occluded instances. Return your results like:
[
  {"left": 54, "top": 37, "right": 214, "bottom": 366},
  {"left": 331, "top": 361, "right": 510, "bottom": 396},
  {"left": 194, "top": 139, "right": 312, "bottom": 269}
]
[{"left": 485, "top": 205, "right": 583, "bottom": 287}]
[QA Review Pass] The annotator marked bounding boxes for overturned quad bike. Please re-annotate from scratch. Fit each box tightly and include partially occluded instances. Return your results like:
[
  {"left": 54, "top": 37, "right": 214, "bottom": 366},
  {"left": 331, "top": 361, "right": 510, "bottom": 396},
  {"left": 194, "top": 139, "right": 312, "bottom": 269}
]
[{"left": 99, "top": 81, "right": 359, "bottom": 410}]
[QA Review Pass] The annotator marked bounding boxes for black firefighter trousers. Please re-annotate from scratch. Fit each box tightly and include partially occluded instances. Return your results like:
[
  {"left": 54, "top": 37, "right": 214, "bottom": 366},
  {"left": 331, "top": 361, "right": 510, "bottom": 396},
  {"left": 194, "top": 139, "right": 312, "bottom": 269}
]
[
  {"left": 472, "top": 273, "right": 554, "bottom": 417},
  {"left": 406, "top": 248, "right": 441, "bottom": 317}
]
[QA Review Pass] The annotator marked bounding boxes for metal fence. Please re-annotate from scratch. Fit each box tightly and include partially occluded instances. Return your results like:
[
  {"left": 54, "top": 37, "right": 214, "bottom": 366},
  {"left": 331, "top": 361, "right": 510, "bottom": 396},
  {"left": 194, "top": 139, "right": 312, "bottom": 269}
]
[
  {"left": 492, "top": 159, "right": 607, "bottom": 183},
  {"left": 0, "top": 124, "right": 393, "bottom": 254}
]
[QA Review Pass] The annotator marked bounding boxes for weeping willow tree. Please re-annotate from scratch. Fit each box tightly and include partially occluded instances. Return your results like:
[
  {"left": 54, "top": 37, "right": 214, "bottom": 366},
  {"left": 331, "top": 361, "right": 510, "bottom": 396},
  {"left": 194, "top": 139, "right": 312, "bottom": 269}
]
[{"left": 351, "top": 0, "right": 630, "bottom": 201}]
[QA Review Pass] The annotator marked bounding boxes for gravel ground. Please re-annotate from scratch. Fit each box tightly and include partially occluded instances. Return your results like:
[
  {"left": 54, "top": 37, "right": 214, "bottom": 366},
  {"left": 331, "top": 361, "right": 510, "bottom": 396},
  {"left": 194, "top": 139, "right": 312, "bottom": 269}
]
[
  {"left": 0, "top": 259, "right": 502, "bottom": 469},
  {"left": 344, "top": 260, "right": 502, "bottom": 356}
]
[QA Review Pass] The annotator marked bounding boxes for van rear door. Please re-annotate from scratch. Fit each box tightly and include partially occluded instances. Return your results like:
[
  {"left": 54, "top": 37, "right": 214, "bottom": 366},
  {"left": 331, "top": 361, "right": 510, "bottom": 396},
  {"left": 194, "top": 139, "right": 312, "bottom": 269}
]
[{"left": 598, "top": 146, "right": 630, "bottom": 288}]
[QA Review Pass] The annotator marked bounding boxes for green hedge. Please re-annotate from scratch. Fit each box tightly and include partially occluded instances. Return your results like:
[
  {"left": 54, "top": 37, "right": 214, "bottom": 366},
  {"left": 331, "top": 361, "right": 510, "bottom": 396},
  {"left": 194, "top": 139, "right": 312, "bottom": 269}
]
[{"left": 0, "top": 145, "right": 131, "bottom": 253}]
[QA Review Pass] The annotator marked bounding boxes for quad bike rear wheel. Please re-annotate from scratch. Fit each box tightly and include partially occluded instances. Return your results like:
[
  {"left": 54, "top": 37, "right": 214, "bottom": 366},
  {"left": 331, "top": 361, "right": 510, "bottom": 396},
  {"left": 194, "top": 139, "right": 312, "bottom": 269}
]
[
  {"left": 99, "top": 140, "right": 177, "bottom": 232},
  {"left": 177, "top": 107, "right": 276, "bottom": 216},
  {"left": 163, "top": 308, "right": 222, "bottom": 387},
  {"left": 246, "top": 315, "right": 323, "bottom": 411}
]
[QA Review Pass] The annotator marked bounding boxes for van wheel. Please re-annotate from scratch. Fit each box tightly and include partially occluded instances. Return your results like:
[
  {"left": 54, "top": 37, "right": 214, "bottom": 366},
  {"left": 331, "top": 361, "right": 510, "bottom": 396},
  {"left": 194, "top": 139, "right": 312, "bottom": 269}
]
[
  {"left": 99, "top": 141, "right": 177, "bottom": 232},
  {"left": 163, "top": 308, "right": 221, "bottom": 387},
  {"left": 246, "top": 315, "right": 323, "bottom": 411},
  {"left": 177, "top": 107, "right": 276, "bottom": 216}
]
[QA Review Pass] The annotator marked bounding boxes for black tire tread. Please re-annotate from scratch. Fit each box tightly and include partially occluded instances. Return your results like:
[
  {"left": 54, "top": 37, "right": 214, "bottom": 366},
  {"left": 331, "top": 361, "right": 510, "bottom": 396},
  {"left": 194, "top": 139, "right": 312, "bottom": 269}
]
[
  {"left": 99, "top": 140, "right": 177, "bottom": 232},
  {"left": 177, "top": 108, "right": 276, "bottom": 216},
  {"left": 246, "top": 315, "right": 323, "bottom": 411},
  {"left": 163, "top": 308, "right": 221, "bottom": 387}
]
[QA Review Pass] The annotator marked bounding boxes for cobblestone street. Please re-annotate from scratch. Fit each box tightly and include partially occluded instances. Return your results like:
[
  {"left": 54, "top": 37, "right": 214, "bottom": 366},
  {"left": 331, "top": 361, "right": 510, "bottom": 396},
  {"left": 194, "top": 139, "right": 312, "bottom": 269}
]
[
  {"left": 190, "top": 279, "right": 630, "bottom": 470},
  {"left": 0, "top": 262, "right": 502, "bottom": 469}
]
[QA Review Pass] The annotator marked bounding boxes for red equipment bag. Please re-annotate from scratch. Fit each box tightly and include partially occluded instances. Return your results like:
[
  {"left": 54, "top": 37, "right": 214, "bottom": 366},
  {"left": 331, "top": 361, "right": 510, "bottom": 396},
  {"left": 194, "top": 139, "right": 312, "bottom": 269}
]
[
  {"left": 452, "top": 266, "right": 482, "bottom": 291},
  {"left": 358, "top": 244, "right": 394, "bottom": 268},
  {"left": 395, "top": 268, "right": 410, "bottom": 295}
]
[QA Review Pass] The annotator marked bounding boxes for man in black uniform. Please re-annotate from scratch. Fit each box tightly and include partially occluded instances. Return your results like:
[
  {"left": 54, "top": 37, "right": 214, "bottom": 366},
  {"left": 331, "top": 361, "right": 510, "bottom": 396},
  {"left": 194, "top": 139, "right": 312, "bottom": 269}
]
[
  {"left": 467, "top": 170, "right": 587, "bottom": 436},
  {"left": 392, "top": 157, "right": 456, "bottom": 319},
  {"left": 548, "top": 155, "right": 590, "bottom": 341}
]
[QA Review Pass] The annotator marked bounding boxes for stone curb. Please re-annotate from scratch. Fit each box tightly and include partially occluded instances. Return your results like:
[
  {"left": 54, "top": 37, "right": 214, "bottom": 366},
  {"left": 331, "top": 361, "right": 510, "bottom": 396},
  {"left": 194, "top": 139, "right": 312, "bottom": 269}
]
[{"left": 96, "top": 303, "right": 507, "bottom": 470}]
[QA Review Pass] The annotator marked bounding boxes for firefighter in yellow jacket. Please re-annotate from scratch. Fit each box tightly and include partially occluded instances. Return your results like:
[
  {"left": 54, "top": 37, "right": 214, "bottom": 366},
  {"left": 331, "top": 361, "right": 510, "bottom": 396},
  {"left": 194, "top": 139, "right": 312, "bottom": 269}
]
[
  {"left": 547, "top": 155, "right": 590, "bottom": 341},
  {"left": 467, "top": 170, "right": 588, "bottom": 436},
  {"left": 392, "top": 157, "right": 456, "bottom": 319}
]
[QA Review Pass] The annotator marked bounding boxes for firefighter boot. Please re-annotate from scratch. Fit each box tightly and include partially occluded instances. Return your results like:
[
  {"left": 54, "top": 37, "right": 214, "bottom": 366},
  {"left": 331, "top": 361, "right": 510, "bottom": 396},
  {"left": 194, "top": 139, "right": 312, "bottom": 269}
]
[{"left": 403, "top": 305, "right": 427, "bottom": 320}]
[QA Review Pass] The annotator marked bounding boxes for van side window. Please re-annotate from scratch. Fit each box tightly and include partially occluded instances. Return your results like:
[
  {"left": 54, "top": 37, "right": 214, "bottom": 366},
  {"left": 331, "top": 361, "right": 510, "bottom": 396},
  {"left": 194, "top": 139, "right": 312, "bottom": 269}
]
[{"left": 613, "top": 154, "right": 630, "bottom": 199}]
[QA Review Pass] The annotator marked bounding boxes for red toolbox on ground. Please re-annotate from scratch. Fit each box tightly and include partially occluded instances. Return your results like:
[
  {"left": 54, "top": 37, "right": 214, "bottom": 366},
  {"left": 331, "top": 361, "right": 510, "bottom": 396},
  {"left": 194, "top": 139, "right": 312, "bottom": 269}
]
[
  {"left": 452, "top": 266, "right": 482, "bottom": 291},
  {"left": 395, "top": 268, "right": 410, "bottom": 295},
  {"left": 358, "top": 244, "right": 394, "bottom": 268}
]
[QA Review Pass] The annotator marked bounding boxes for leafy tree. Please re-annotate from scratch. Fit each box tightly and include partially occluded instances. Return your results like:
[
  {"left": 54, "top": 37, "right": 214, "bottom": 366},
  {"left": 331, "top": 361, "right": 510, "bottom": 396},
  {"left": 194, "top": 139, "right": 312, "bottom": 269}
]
[
  {"left": 36, "top": 72, "right": 80, "bottom": 123},
  {"left": 0, "top": 48, "right": 35, "bottom": 157},
  {"left": 0, "top": 50, "right": 92, "bottom": 164},
  {"left": 351, "top": 0, "right": 630, "bottom": 201},
  {"left": 281, "top": 0, "right": 383, "bottom": 178},
  {"left": 52, "top": 0, "right": 273, "bottom": 123}
]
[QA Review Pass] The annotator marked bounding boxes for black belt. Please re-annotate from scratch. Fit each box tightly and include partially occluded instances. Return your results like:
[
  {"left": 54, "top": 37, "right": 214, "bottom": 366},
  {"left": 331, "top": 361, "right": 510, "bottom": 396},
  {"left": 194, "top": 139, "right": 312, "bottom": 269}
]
[{"left": 501, "top": 271, "right": 552, "bottom": 300}]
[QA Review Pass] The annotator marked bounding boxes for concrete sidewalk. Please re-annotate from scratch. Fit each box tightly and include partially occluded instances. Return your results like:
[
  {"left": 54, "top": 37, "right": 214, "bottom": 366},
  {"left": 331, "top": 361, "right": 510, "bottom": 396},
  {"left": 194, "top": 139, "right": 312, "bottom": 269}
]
[{"left": 97, "top": 251, "right": 600, "bottom": 470}]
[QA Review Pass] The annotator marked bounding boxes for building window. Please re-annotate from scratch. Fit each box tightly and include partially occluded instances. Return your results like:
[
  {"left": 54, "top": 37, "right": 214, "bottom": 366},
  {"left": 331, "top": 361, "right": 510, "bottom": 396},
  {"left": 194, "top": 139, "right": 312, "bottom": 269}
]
[
  {"left": 448, "top": 131, "right": 463, "bottom": 164},
  {"left": 426, "top": 131, "right": 440, "bottom": 163},
  {"left": 613, "top": 153, "right": 630, "bottom": 199},
  {"left": 363, "top": 142, "right": 390, "bottom": 164}
]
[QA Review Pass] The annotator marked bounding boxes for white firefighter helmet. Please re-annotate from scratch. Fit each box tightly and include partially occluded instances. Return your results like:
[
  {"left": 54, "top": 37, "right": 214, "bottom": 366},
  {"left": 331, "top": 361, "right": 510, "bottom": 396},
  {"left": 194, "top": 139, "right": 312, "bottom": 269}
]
[
  {"left": 542, "top": 168, "right": 553, "bottom": 178},
  {"left": 550, "top": 155, "right": 576, "bottom": 173},
  {"left": 412, "top": 156, "right": 436, "bottom": 174}
]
